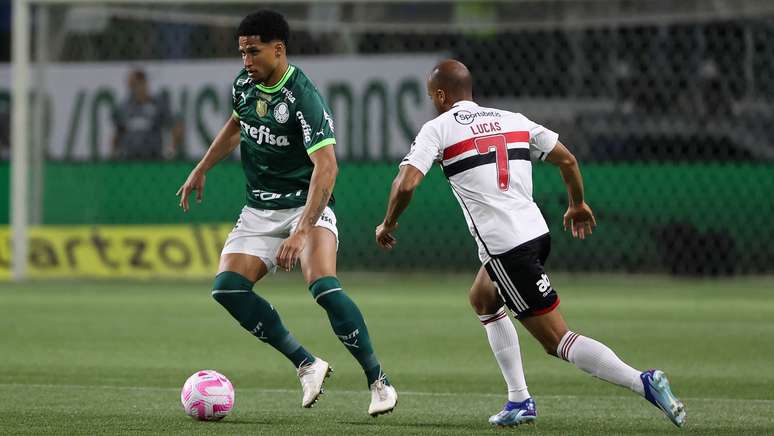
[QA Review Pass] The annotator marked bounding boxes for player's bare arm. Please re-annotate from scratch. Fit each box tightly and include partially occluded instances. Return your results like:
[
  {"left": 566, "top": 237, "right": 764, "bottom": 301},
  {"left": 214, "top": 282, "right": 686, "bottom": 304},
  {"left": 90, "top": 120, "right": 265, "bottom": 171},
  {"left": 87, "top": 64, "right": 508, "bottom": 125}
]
[
  {"left": 376, "top": 164, "right": 425, "bottom": 250},
  {"left": 276, "top": 145, "right": 338, "bottom": 271},
  {"left": 546, "top": 141, "right": 596, "bottom": 240},
  {"left": 176, "top": 116, "right": 241, "bottom": 212}
]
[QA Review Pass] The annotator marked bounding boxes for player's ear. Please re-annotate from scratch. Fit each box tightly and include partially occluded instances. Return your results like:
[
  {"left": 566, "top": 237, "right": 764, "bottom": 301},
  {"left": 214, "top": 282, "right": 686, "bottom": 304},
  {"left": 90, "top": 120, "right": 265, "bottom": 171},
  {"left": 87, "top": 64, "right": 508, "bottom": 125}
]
[
  {"left": 436, "top": 89, "right": 446, "bottom": 104},
  {"left": 275, "top": 42, "right": 284, "bottom": 57}
]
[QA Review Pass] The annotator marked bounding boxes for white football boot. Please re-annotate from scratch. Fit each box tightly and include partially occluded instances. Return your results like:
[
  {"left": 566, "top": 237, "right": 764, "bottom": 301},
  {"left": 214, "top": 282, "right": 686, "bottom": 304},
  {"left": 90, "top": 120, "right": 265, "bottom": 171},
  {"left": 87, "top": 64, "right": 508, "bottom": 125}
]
[
  {"left": 297, "top": 357, "right": 332, "bottom": 408},
  {"left": 368, "top": 372, "right": 397, "bottom": 417}
]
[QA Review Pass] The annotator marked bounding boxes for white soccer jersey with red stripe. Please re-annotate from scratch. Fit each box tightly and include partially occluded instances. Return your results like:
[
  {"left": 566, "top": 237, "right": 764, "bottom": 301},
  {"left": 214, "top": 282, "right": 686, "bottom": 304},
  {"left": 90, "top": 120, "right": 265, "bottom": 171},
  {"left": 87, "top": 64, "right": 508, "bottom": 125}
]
[{"left": 401, "top": 100, "right": 558, "bottom": 263}]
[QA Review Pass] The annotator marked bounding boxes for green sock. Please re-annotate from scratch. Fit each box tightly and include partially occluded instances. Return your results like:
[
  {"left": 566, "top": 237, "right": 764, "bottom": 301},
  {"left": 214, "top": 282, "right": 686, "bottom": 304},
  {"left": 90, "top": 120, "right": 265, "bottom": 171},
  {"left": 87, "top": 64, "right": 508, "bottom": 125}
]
[
  {"left": 310, "top": 276, "right": 385, "bottom": 386},
  {"left": 212, "top": 271, "right": 314, "bottom": 368}
]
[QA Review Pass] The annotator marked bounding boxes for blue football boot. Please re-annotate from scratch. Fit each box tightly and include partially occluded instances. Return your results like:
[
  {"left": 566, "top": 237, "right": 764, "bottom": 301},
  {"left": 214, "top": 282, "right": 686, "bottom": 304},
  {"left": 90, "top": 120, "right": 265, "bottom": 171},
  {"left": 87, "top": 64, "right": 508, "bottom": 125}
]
[
  {"left": 641, "top": 369, "right": 686, "bottom": 427},
  {"left": 488, "top": 398, "right": 537, "bottom": 427}
]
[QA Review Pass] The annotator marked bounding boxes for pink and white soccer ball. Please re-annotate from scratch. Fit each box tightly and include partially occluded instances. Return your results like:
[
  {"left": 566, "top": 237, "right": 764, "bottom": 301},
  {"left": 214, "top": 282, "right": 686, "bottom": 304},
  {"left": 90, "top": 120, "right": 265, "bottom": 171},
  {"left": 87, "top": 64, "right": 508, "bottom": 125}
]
[{"left": 180, "top": 370, "right": 235, "bottom": 421}]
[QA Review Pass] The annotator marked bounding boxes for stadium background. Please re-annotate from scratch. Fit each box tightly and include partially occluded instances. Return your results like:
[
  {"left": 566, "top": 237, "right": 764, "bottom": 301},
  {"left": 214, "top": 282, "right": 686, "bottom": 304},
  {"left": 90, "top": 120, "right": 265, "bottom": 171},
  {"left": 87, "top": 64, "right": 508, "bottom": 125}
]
[
  {"left": 1, "top": 1, "right": 773, "bottom": 435},
  {"left": 3, "top": 0, "right": 774, "bottom": 278}
]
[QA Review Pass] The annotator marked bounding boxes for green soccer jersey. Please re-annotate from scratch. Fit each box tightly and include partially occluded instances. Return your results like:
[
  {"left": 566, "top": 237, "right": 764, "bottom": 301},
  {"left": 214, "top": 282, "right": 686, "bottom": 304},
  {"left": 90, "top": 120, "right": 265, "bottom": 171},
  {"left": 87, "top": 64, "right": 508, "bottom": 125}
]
[{"left": 231, "top": 64, "right": 336, "bottom": 210}]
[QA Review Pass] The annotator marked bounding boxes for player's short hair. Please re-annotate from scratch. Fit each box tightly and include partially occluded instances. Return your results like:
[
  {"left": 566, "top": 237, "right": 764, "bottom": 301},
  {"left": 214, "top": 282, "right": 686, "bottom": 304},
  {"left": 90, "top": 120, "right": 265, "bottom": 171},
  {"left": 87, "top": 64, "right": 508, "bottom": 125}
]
[{"left": 237, "top": 10, "right": 290, "bottom": 46}]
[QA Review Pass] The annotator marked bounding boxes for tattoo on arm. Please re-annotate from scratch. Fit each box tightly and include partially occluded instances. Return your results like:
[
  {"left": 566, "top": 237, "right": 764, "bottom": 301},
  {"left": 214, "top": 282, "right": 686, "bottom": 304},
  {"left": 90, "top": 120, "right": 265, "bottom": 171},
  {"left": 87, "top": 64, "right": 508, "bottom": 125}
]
[{"left": 307, "top": 187, "right": 330, "bottom": 226}]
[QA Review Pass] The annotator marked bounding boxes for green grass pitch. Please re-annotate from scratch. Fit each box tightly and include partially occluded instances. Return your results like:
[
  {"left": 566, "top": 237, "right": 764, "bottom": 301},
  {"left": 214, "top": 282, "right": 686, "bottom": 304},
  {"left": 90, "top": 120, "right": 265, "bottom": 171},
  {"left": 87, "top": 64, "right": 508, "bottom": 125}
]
[{"left": 1, "top": 273, "right": 773, "bottom": 435}]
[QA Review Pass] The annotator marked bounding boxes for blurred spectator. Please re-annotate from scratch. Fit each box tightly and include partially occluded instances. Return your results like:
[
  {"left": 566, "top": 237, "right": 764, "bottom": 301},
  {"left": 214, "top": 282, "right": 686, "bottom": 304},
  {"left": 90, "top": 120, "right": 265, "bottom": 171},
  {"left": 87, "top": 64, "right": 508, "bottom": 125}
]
[
  {"left": 112, "top": 69, "right": 182, "bottom": 160},
  {"left": 698, "top": 58, "right": 733, "bottom": 117}
]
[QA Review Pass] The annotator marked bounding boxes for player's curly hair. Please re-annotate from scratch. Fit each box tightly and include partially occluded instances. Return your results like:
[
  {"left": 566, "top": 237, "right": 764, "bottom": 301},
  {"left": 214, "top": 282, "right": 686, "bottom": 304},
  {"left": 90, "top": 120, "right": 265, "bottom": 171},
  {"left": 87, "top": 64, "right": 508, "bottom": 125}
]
[{"left": 237, "top": 10, "right": 290, "bottom": 45}]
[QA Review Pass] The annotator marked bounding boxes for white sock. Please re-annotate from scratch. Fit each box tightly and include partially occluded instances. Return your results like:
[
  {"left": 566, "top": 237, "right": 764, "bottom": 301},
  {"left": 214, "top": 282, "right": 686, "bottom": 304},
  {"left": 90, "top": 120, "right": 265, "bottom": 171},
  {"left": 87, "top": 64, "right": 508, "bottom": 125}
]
[
  {"left": 557, "top": 330, "right": 644, "bottom": 396},
  {"left": 479, "top": 308, "right": 530, "bottom": 402}
]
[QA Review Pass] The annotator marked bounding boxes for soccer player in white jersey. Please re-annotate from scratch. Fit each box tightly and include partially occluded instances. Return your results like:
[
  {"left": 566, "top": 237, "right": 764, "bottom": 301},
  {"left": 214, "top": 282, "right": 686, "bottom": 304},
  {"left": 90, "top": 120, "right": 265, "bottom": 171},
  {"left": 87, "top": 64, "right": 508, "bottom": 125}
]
[{"left": 375, "top": 59, "right": 685, "bottom": 428}]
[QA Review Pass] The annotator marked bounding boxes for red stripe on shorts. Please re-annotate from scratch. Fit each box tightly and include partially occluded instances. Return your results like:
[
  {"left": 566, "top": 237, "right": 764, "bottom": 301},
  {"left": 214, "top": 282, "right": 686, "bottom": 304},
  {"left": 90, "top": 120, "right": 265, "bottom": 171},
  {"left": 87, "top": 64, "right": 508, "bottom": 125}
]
[{"left": 532, "top": 297, "right": 560, "bottom": 317}]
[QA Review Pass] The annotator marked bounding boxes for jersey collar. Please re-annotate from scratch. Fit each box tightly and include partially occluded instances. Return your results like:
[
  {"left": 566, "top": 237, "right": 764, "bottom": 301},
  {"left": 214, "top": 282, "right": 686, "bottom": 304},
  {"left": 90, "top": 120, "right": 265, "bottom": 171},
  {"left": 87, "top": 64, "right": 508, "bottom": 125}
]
[
  {"left": 255, "top": 65, "right": 296, "bottom": 94},
  {"left": 451, "top": 100, "right": 476, "bottom": 109}
]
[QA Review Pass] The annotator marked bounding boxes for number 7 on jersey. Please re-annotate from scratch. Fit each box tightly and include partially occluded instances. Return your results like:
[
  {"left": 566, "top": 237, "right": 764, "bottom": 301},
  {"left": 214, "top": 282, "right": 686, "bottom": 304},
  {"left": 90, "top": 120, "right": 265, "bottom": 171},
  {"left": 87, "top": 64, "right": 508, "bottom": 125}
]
[{"left": 474, "top": 134, "right": 509, "bottom": 191}]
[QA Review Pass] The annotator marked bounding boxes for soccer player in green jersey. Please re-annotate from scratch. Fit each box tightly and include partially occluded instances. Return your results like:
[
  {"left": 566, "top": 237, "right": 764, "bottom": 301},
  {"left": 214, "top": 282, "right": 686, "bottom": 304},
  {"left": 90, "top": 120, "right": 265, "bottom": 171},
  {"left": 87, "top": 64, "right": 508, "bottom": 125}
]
[{"left": 176, "top": 10, "right": 396, "bottom": 416}]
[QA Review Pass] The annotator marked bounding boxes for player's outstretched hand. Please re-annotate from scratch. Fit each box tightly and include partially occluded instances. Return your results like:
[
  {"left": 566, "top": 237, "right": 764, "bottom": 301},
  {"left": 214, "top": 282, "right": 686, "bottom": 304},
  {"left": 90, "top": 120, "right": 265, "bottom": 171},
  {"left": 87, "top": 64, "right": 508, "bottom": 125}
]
[
  {"left": 375, "top": 222, "right": 398, "bottom": 250},
  {"left": 563, "top": 202, "right": 596, "bottom": 240},
  {"left": 176, "top": 169, "right": 206, "bottom": 212},
  {"left": 277, "top": 231, "right": 307, "bottom": 271}
]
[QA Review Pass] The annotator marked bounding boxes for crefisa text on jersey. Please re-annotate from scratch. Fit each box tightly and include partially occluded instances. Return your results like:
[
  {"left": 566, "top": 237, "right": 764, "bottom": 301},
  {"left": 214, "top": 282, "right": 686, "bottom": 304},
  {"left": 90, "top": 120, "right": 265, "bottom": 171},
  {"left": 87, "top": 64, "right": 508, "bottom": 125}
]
[
  {"left": 470, "top": 121, "right": 502, "bottom": 135},
  {"left": 239, "top": 120, "right": 290, "bottom": 146},
  {"left": 296, "top": 111, "right": 312, "bottom": 144},
  {"left": 281, "top": 87, "right": 296, "bottom": 103}
]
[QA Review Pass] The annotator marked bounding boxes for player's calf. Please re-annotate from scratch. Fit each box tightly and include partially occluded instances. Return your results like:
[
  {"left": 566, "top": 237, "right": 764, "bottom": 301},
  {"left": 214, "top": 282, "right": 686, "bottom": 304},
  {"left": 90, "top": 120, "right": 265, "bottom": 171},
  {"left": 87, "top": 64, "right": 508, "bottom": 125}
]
[
  {"left": 521, "top": 293, "right": 686, "bottom": 426},
  {"left": 310, "top": 276, "right": 387, "bottom": 385},
  {"left": 310, "top": 276, "right": 397, "bottom": 415},
  {"left": 520, "top": 309, "right": 644, "bottom": 395},
  {"left": 555, "top": 330, "right": 645, "bottom": 395},
  {"left": 519, "top": 309, "right": 568, "bottom": 357},
  {"left": 211, "top": 271, "right": 315, "bottom": 369}
]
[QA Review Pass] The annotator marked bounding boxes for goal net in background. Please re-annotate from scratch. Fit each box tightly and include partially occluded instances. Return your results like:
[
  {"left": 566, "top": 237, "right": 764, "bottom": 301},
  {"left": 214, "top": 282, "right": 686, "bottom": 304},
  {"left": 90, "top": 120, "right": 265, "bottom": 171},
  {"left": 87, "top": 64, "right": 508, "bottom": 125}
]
[{"left": 4, "top": 0, "right": 774, "bottom": 280}]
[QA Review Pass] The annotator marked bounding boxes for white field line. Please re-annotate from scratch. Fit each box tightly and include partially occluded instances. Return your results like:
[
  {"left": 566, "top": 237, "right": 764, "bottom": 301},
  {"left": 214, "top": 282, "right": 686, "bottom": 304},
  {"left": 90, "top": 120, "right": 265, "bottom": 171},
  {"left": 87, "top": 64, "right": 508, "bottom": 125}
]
[{"left": 0, "top": 383, "right": 772, "bottom": 404}]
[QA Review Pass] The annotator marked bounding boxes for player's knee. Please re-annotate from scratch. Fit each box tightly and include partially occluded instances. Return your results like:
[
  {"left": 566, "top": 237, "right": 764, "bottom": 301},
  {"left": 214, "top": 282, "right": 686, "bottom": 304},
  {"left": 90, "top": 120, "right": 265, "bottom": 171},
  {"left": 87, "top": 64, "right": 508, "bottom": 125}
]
[
  {"left": 211, "top": 271, "right": 254, "bottom": 305},
  {"left": 468, "top": 287, "right": 502, "bottom": 315},
  {"left": 468, "top": 292, "right": 485, "bottom": 314}
]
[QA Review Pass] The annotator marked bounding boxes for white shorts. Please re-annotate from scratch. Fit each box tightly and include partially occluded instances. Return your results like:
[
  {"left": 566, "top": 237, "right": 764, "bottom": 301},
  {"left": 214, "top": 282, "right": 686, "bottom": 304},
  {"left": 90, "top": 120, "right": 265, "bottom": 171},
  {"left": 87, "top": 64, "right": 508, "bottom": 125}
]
[{"left": 221, "top": 205, "right": 339, "bottom": 270}]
